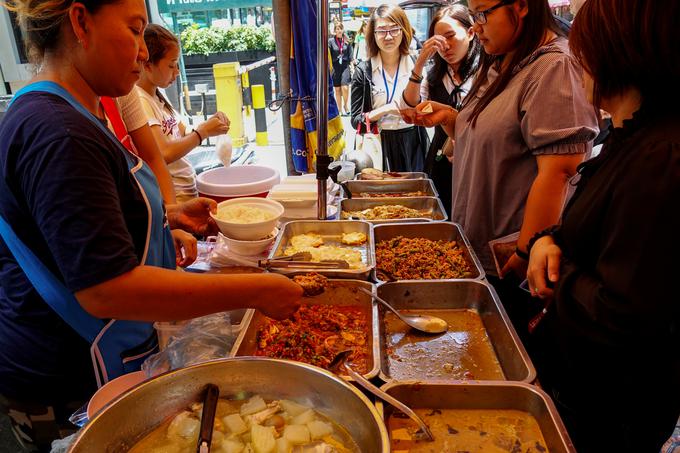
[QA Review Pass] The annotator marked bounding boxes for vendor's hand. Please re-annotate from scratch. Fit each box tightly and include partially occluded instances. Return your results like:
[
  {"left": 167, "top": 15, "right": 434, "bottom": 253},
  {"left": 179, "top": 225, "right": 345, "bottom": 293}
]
[
  {"left": 172, "top": 229, "right": 197, "bottom": 267},
  {"left": 168, "top": 197, "right": 219, "bottom": 236},
  {"left": 256, "top": 274, "right": 303, "bottom": 320},
  {"left": 500, "top": 252, "right": 528, "bottom": 281},
  {"left": 197, "top": 111, "right": 230, "bottom": 138},
  {"left": 527, "top": 235, "right": 562, "bottom": 299}
]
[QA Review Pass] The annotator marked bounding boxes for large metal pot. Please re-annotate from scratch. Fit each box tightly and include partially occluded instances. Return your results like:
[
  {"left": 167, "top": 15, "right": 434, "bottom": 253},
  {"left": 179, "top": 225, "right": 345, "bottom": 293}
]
[{"left": 69, "top": 357, "right": 390, "bottom": 452}]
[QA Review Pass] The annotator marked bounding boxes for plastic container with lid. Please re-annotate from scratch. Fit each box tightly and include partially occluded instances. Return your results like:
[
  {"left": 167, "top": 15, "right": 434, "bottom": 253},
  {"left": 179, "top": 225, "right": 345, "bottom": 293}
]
[
  {"left": 196, "top": 165, "right": 280, "bottom": 202},
  {"left": 328, "top": 161, "right": 356, "bottom": 182}
]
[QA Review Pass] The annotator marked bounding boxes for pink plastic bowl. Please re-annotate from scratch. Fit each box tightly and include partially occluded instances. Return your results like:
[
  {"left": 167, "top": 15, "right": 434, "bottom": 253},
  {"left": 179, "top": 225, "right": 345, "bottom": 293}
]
[{"left": 197, "top": 165, "right": 280, "bottom": 202}]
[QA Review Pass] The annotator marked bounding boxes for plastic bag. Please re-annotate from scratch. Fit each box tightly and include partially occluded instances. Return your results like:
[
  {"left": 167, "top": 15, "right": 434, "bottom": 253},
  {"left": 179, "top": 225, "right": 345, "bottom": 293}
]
[
  {"left": 216, "top": 134, "right": 233, "bottom": 167},
  {"left": 142, "top": 312, "right": 235, "bottom": 378}
]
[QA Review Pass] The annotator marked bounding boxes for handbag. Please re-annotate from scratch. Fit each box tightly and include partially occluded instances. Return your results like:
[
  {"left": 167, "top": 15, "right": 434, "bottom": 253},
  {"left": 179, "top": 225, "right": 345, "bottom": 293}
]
[
  {"left": 353, "top": 60, "right": 383, "bottom": 170},
  {"left": 354, "top": 115, "right": 383, "bottom": 170}
]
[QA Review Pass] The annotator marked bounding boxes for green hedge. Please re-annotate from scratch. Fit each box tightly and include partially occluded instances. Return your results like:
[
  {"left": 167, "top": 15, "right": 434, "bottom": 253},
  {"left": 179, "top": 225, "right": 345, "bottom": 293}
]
[{"left": 180, "top": 24, "right": 276, "bottom": 55}]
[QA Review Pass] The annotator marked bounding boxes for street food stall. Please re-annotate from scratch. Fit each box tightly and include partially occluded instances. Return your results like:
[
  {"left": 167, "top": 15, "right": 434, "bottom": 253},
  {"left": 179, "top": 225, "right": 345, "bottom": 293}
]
[{"left": 66, "top": 1, "right": 575, "bottom": 452}]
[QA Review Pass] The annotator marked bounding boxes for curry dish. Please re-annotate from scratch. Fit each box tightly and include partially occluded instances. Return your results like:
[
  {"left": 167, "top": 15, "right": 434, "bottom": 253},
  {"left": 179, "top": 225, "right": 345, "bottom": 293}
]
[
  {"left": 389, "top": 408, "right": 549, "bottom": 453},
  {"left": 255, "top": 304, "right": 370, "bottom": 374},
  {"left": 357, "top": 191, "right": 428, "bottom": 198},
  {"left": 384, "top": 308, "right": 505, "bottom": 381},
  {"left": 376, "top": 236, "right": 473, "bottom": 280}
]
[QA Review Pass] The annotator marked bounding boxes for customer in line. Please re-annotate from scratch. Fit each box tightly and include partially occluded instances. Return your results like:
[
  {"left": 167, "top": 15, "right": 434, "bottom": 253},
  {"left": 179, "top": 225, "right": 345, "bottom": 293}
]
[
  {"left": 403, "top": 0, "right": 598, "bottom": 345},
  {"left": 401, "top": 4, "right": 481, "bottom": 216},
  {"left": 328, "top": 21, "right": 353, "bottom": 116},
  {"left": 351, "top": 4, "right": 429, "bottom": 172},
  {"left": 136, "top": 24, "right": 230, "bottom": 203},
  {"left": 526, "top": 0, "right": 680, "bottom": 450},
  {"left": 0, "top": 0, "right": 301, "bottom": 450}
]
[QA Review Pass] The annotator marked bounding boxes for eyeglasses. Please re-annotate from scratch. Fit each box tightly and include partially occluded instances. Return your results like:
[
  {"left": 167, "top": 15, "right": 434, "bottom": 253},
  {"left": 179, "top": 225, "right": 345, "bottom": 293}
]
[
  {"left": 469, "top": 0, "right": 515, "bottom": 25},
  {"left": 374, "top": 27, "right": 402, "bottom": 38}
]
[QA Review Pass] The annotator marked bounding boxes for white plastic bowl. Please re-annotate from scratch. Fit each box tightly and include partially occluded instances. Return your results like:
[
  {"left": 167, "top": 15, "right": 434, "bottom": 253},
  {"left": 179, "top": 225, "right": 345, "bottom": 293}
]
[
  {"left": 196, "top": 165, "right": 280, "bottom": 202},
  {"left": 211, "top": 197, "right": 284, "bottom": 240},
  {"left": 221, "top": 227, "right": 278, "bottom": 256}
]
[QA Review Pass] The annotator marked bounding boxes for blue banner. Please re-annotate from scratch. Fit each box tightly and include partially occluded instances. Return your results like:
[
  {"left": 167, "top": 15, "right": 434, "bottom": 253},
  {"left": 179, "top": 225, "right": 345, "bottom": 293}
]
[{"left": 290, "top": 0, "right": 345, "bottom": 173}]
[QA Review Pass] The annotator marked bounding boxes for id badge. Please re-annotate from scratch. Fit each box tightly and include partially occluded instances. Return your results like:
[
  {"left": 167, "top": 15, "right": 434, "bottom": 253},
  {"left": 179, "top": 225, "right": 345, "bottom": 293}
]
[{"left": 338, "top": 56, "right": 343, "bottom": 65}]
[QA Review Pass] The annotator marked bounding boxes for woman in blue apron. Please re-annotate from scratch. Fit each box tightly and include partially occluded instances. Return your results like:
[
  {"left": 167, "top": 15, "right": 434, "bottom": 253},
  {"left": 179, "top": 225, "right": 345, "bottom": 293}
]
[{"left": 0, "top": 0, "right": 302, "bottom": 450}]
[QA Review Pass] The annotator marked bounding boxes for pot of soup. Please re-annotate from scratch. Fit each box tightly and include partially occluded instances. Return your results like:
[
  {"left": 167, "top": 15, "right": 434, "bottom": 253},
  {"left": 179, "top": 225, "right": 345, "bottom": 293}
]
[{"left": 69, "top": 357, "right": 389, "bottom": 452}]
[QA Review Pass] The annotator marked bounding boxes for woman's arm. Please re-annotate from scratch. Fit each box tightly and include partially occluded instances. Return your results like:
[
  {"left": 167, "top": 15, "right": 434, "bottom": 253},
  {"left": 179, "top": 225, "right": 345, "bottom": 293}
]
[
  {"left": 402, "top": 35, "right": 446, "bottom": 107},
  {"left": 129, "top": 124, "right": 176, "bottom": 204},
  {"left": 76, "top": 268, "right": 302, "bottom": 321},
  {"left": 501, "top": 152, "right": 584, "bottom": 278}
]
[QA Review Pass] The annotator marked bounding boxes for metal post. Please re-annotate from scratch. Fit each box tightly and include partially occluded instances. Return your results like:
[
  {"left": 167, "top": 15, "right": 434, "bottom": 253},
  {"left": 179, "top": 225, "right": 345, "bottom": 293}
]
[
  {"left": 316, "top": 0, "right": 330, "bottom": 220},
  {"left": 252, "top": 84, "right": 269, "bottom": 145}
]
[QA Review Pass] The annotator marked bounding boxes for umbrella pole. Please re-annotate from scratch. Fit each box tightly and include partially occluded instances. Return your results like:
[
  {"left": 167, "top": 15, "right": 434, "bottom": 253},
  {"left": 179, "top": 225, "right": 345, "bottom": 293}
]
[{"left": 316, "top": 0, "right": 330, "bottom": 219}]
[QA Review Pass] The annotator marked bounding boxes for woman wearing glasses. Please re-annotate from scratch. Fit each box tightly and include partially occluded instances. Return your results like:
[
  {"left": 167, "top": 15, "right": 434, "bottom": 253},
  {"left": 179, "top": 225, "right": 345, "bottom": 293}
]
[
  {"left": 405, "top": 0, "right": 598, "bottom": 345},
  {"left": 401, "top": 4, "right": 481, "bottom": 216},
  {"left": 350, "top": 4, "right": 428, "bottom": 172},
  {"left": 526, "top": 0, "right": 680, "bottom": 450}
]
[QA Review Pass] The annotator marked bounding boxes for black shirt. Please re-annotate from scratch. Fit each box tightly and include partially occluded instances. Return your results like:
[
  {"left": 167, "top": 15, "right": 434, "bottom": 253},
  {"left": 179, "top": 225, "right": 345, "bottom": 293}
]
[{"left": 0, "top": 93, "right": 150, "bottom": 404}]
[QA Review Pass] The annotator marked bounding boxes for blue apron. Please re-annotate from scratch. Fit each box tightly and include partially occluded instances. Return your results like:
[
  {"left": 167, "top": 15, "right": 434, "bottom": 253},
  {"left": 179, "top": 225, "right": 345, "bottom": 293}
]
[{"left": 0, "top": 81, "right": 176, "bottom": 387}]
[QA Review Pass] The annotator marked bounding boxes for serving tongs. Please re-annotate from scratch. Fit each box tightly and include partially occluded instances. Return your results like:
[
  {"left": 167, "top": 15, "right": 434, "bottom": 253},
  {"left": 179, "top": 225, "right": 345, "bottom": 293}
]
[
  {"left": 258, "top": 251, "right": 350, "bottom": 270},
  {"left": 196, "top": 384, "right": 220, "bottom": 453}
]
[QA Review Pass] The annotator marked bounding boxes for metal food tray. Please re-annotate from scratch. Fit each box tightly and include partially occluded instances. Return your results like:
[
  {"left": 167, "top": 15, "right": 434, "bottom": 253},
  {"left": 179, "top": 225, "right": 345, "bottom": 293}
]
[
  {"left": 339, "top": 197, "right": 447, "bottom": 225},
  {"left": 377, "top": 280, "right": 535, "bottom": 383},
  {"left": 268, "top": 220, "right": 375, "bottom": 280},
  {"left": 232, "top": 279, "right": 381, "bottom": 380},
  {"left": 343, "top": 178, "right": 439, "bottom": 198},
  {"left": 355, "top": 171, "right": 427, "bottom": 181},
  {"left": 372, "top": 222, "right": 484, "bottom": 282},
  {"left": 377, "top": 381, "right": 575, "bottom": 453}
]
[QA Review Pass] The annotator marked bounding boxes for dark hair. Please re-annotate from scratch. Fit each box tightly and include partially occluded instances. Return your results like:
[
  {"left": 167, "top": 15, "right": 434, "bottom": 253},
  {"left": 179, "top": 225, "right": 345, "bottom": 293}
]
[
  {"left": 463, "top": 0, "right": 564, "bottom": 125},
  {"left": 365, "top": 4, "right": 412, "bottom": 57},
  {"left": 4, "top": 0, "right": 119, "bottom": 63},
  {"left": 426, "top": 5, "right": 482, "bottom": 95},
  {"left": 570, "top": 0, "right": 680, "bottom": 108},
  {"left": 144, "top": 23, "right": 179, "bottom": 65}
]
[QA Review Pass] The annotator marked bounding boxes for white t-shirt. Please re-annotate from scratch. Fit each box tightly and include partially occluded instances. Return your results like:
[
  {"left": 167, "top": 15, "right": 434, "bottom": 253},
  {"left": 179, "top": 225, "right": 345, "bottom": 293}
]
[
  {"left": 135, "top": 86, "right": 198, "bottom": 202},
  {"left": 370, "top": 54, "right": 414, "bottom": 130},
  {"left": 115, "top": 92, "right": 148, "bottom": 132}
]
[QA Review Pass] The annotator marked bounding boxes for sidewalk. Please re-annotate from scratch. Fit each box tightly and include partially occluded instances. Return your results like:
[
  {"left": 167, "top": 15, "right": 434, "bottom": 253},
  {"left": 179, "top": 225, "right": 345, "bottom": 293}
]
[{"left": 186, "top": 107, "right": 357, "bottom": 176}]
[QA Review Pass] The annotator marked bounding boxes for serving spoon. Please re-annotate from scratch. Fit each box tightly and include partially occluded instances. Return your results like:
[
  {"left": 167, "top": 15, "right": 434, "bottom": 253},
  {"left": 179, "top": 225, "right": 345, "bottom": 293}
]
[
  {"left": 356, "top": 287, "right": 448, "bottom": 334},
  {"left": 329, "top": 350, "right": 434, "bottom": 442}
]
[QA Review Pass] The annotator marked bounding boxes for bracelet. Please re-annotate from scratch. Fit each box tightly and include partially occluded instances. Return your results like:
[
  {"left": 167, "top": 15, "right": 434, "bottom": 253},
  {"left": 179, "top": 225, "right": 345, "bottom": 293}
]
[
  {"left": 410, "top": 70, "right": 423, "bottom": 82},
  {"left": 514, "top": 247, "right": 530, "bottom": 261},
  {"left": 401, "top": 92, "right": 418, "bottom": 108},
  {"left": 527, "top": 225, "right": 561, "bottom": 254},
  {"left": 192, "top": 129, "right": 203, "bottom": 144},
  {"left": 408, "top": 76, "right": 422, "bottom": 84}
]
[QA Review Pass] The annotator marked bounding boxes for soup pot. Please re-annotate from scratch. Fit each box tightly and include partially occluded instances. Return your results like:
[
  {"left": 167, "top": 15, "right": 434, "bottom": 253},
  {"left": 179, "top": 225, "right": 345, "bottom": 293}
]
[{"left": 69, "top": 357, "right": 390, "bottom": 452}]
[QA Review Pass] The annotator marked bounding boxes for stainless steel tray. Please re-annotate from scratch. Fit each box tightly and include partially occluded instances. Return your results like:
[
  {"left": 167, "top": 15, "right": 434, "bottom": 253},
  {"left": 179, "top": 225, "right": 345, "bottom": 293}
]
[
  {"left": 377, "top": 280, "right": 535, "bottom": 383},
  {"left": 377, "top": 381, "right": 575, "bottom": 453},
  {"left": 232, "top": 279, "right": 381, "bottom": 380},
  {"left": 372, "top": 222, "right": 484, "bottom": 282},
  {"left": 343, "top": 179, "right": 438, "bottom": 198},
  {"left": 268, "top": 220, "right": 374, "bottom": 279},
  {"left": 355, "top": 171, "right": 428, "bottom": 181},
  {"left": 339, "top": 197, "right": 447, "bottom": 225}
]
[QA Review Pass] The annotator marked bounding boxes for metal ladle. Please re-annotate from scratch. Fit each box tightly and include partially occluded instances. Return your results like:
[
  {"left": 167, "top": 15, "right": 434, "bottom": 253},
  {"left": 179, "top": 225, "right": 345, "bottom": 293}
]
[
  {"left": 329, "top": 350, "right": 434, "bottom": 442},
  {"left": 357, "top": 287, "right": 448, "bottom": 334}
]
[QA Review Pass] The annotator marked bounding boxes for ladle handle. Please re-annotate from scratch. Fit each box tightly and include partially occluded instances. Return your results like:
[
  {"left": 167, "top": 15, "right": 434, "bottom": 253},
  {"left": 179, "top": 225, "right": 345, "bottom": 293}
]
[
  {"left": 357, "top": 287, "right": 411, "bottom": 327},
  {"left": 342, "top": 364, "right": 434, "bottom": 442}
]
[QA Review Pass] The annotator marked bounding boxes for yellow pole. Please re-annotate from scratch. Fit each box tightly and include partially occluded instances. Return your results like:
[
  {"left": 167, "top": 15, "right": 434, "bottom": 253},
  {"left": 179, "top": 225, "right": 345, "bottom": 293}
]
[
  {"left": 252, "top": 84, "right": 268, "bottom": 146},
  {"left": 241, "top": 72, "right": 252, "bottom": 117},
  {"left": 213, "top": 62, "right": 246, "bottom": 148}
]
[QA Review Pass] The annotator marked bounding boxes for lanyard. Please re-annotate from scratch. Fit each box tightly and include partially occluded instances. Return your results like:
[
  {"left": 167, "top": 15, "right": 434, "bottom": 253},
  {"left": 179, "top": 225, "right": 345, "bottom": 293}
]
[
  {"left": 336, "top": 37, "right": 344, "bottom": 55},
  {"left": 381, "top": 62, "right": 400, "bottom": 105}
]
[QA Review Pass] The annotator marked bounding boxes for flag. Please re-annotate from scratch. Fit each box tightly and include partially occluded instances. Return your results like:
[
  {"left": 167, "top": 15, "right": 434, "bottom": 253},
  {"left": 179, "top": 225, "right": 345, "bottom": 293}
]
[{"left": 290, "top": 0, "right": 346, "bottom": 173}]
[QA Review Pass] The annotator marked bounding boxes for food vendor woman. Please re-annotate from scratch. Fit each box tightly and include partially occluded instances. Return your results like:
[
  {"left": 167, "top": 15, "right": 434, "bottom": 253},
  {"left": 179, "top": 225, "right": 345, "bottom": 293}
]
[{"left": 0, "top": 0, "right": 301, "bottom": 449}]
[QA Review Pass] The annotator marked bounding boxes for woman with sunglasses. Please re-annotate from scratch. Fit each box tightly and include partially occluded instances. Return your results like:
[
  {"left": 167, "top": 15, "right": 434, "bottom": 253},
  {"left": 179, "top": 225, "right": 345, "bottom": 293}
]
[
  {"left": 350, "top": 4, "right": 428, "bottom": 172},
  {"left": 405, "top": 0, "right": 598, "bottom": 345},
  {"left": 401, "top": 4, "right": 481, "bottom": 216},
  {"left": 526, "top": 0, "right": 680, "bottom": 450}
]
